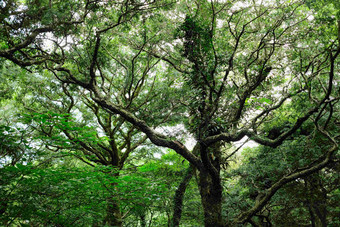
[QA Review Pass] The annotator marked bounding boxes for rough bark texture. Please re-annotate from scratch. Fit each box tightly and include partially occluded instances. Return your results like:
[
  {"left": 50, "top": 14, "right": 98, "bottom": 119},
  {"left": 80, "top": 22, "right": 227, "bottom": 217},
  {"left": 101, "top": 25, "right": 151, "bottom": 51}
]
[
  {"left": 195, "top": 142, "right": 224, "bottom": 227},
  {"left": 106, "top": 197, "right": 122, "bottom": 227},
  {"left": 105, "top": 171, "right": 122, "bottom": 227},
  {"left": 171, "top": 165, "right": 194, "bottom": 227},
  {"left": 140, "top": 213, "right": 146, "bottom": 227},
  {"left": 308, "top": 204, "right": 316, "bottom": 227},
  {"left": 198, "top": 170, "right": 224, "bottom": 227}
]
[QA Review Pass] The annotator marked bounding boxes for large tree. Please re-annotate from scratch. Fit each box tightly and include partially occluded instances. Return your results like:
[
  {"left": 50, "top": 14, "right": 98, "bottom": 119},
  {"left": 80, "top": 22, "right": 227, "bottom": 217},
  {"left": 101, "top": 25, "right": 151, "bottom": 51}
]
[{"left": 1, "top": 0, "right": 339, "bottom": 226}]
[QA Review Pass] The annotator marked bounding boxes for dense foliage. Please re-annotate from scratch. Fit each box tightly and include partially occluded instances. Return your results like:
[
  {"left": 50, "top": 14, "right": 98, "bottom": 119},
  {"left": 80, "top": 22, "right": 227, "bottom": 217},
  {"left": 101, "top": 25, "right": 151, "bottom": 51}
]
[{"left": 0, "top": 0, "right": 339, "bottom": 226}]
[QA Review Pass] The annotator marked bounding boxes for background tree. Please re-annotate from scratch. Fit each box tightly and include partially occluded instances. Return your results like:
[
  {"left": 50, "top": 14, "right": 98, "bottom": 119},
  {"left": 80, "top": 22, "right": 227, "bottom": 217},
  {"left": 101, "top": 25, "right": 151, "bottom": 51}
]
[{"left": 228, "top": 117, "right": 339, "bottom": 226}]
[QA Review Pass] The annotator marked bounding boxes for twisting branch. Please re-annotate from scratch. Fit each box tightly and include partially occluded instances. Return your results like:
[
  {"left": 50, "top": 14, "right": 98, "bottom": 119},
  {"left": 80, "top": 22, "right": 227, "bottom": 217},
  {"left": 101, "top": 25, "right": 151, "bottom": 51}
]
[
  {"left": 90, "top": 85, "right": 203, "bottom": 169},
  {"left": 89, "top": 35, "right": 101, "bottom": 86},
  {"left": 233, "top": 120, "right": 338, "bottom": 225}
]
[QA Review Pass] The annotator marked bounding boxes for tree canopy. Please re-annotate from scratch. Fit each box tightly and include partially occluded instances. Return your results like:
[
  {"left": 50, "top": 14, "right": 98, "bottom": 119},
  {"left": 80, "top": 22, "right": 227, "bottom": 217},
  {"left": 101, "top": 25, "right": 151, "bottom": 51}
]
[{"left": 0, "top": 0, "right": 339, "bottom": 226}]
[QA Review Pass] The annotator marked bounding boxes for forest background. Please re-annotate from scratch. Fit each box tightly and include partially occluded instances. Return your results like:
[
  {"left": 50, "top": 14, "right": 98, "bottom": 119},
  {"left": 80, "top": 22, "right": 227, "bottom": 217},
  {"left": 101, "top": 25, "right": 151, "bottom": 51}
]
[{"left": 0, "top": 0, "right": 339, "bottom": 226}]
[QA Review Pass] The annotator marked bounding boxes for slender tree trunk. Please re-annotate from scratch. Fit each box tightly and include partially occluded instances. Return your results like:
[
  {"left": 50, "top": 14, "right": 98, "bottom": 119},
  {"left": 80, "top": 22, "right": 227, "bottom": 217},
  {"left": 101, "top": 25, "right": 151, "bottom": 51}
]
[
  {"left": 315, "top": 188, "right": 328, "bottom": 227},
  {"left": 314, "top": 203, "right": 327, "bottom": 227},
  {"left": 198, "top": 170, "right": 224, "bottom": 227},
  {"left": 308, "top": 204, "right": 316, "bottom": 227},
  {"left": 0, "top": 200, "right": 8, "bottom": 227},
  {"left": 140, "top": 213, "right": 146, "bottom": 227},
  {"left": 171, "top": 165, "right": 194, "bottom": 227},
  {"left": 106, "top": 195, "right": 122, "bottom": 226},
  {"left": 105, "top": 171, "right": 122, "bottom": 227},
  {"left": 308, "top": 174, "right": 328, "bottom": 227}
]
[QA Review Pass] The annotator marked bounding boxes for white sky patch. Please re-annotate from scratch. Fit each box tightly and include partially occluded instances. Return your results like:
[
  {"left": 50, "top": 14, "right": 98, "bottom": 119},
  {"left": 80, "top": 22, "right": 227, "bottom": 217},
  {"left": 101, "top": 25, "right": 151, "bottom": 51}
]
[
  {"left": 41, "top": 32, "right": 56, "bottom": 52},
  {"left": 71, "top": 108, "right": 83, "bottom": 121},
  {"left": 153, "top": 152, "right": 162, "bottom": 159},
  {"left": 230, "top": 1, "right": 251, "bottom": 11},
  {"left": 155, "top": 124, "right": 190, "bottom": 139},
  {"left": 234, "top": 136, "right": 258, "bottom": 148},
  {"left": 185, "top": 137, "right": 196, "bottom": 151},
  {"left": 154, "top": 124, "right": 196, "bottom": 152},
  {"left": 307, "top": 15, "right": 314, "bottom": 21},
  {"left": 41, "top": 32, "right": 76, "bottom": 53},
  {"left": 154, "top": 123, "right": 259, "bottom": 155},
  {"left": 0, "top": 0, "right": 5, "bottom": 8},
  {"left": 216, "top": 19, "right": 224, "bottom": 29}
]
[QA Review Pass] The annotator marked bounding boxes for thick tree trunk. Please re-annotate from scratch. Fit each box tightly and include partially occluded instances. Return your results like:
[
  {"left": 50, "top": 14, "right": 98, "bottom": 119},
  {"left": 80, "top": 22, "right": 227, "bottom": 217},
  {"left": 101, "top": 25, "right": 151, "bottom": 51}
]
[
  {"left": 193, "top": 142, "right": 224, "bottom": 227},
  {"left": 171, "top": 165, "right": 194, "bottom": 227},
  {"left": 198, "top": 170, "right": 224, "bottom": 227}
]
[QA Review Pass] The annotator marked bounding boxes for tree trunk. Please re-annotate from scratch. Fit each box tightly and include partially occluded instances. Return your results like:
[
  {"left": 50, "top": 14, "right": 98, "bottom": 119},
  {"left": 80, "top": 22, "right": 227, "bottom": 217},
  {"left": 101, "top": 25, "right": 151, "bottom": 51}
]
[
  {"left": 105, "top": 171, "right": 122, "bottom": 227},
  {"left": 198, "top": 170, "right": 224, "bottom": 227},
  {"left": 308, "top": 204, "right": 316, "bottom": 227},
  {"left": 313, "top": 203, "right": 327, "bottom": 227},
  {"left": 171, "top": 165, "right": 194, "bottom": 227},
  {"left": 140, "top": 213, "right": 146, "bottom": 227},
  {"left": 194, "top": 142, "right": 224, "bottom": 227},
  {"left": 106, "top": 196, "right": 122, "bottom": 227}
]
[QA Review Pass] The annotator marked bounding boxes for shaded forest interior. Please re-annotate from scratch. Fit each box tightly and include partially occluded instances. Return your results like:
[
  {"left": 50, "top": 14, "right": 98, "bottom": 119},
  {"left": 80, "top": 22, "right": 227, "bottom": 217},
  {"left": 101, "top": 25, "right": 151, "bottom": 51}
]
[{"left": 0, "top": 0, "right": 339, "bottom": 226}]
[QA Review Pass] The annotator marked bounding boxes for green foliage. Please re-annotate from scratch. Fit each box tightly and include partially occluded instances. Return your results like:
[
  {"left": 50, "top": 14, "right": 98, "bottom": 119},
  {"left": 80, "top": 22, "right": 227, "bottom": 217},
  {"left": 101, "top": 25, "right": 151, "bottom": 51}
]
[
  {"left": 0, "top": 124, "right": 31, "bottom": 166},
  {"left": 0, "top": 160, "right": 180, "bottom": 226},
  {"left": 227, "top": 120, "right": 339, "bottom": 225},
  {"left": 21, "top": 111, "right": 108, "bottom": 149},
  {"left": 306, "top": 0, "right": 340, "bottom": 19},
  {"left": 0, "top": 0, "right": 339, "bottom": 226},
  {"left": 176, "top": 15, "right": 213, "bottom": 64},
  {"left": 0, "top": 164, "right": 107, "bottom": 226}
]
